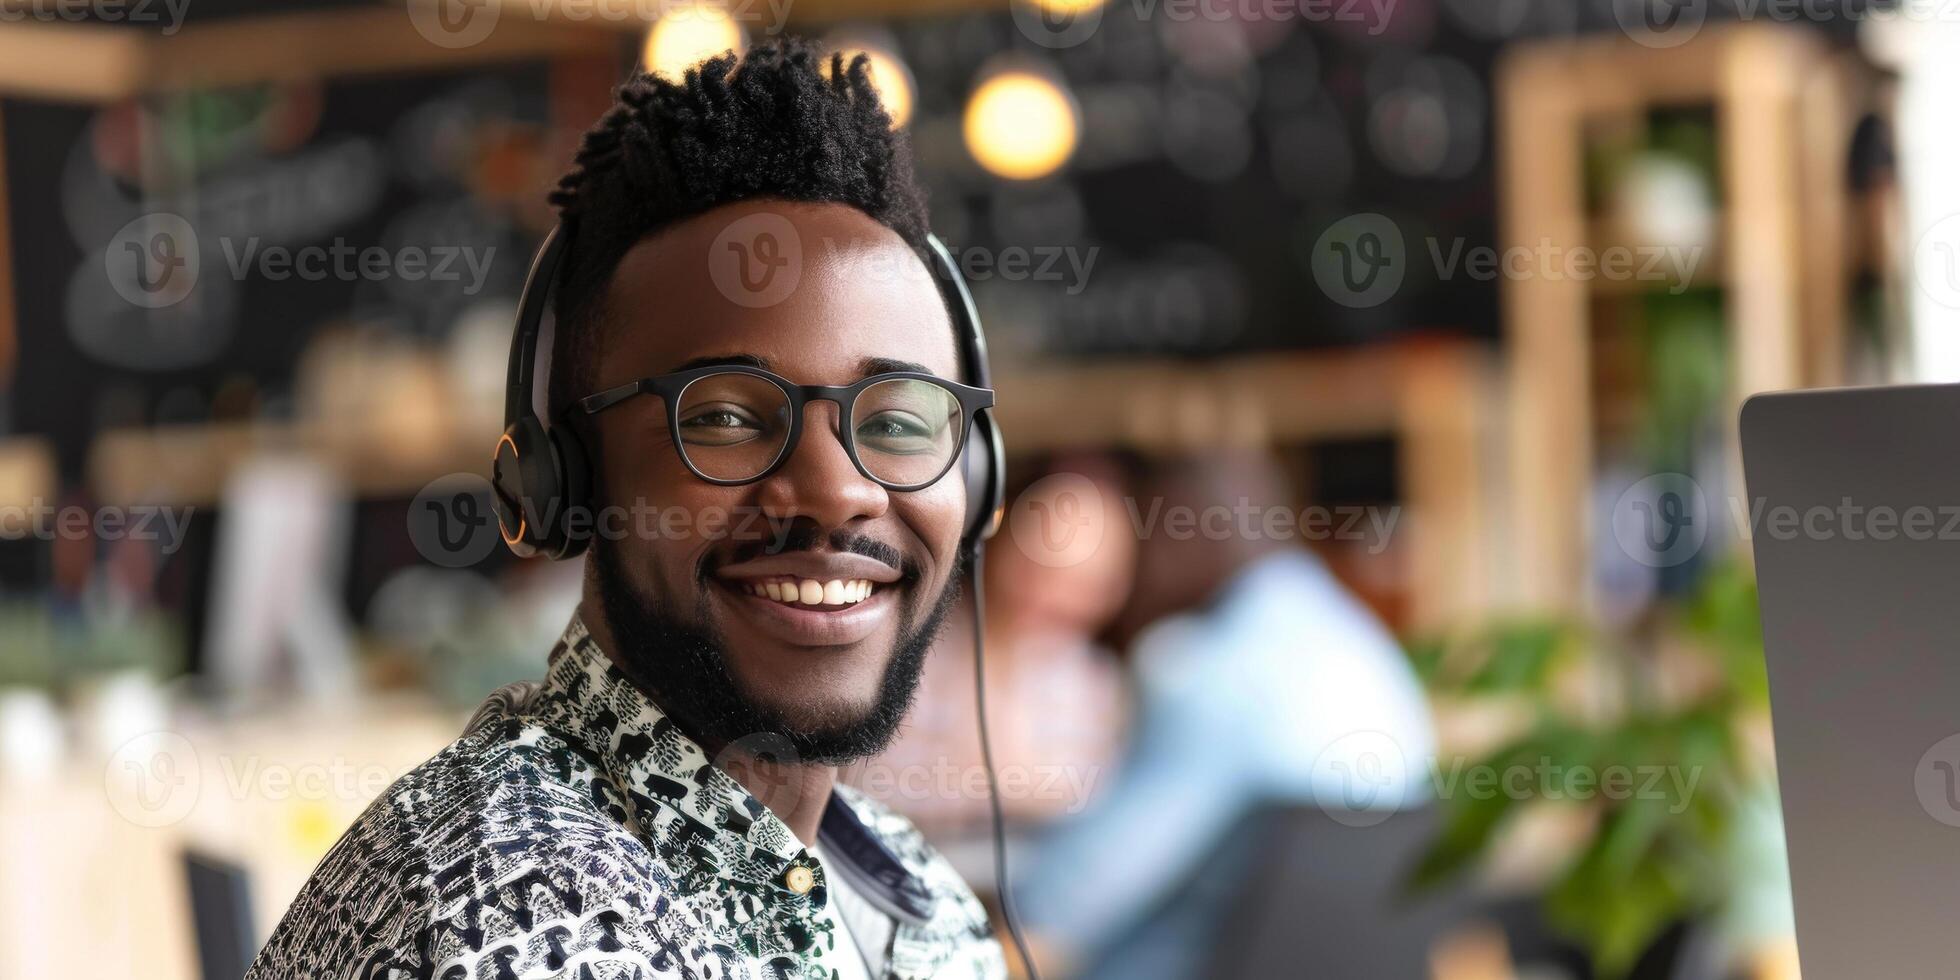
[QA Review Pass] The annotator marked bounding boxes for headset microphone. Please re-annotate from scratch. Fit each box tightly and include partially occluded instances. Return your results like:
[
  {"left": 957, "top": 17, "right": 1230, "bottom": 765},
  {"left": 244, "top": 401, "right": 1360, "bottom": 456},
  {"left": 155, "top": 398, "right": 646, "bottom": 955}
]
[{"left": 490, "top": 222, "right": 1038, "bottom": 979}]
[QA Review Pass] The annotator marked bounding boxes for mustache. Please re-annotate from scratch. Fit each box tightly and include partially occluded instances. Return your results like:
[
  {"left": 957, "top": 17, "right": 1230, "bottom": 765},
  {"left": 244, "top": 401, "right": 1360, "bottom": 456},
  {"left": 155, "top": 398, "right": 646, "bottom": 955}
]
[{"left": 703, "top": 519, "right": 919, "bottom": 582}]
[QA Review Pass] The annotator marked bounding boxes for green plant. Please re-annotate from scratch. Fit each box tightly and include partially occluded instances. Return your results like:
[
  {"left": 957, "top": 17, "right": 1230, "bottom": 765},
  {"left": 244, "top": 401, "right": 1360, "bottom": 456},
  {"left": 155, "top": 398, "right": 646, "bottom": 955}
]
[{"left": 1406, "top": 561, "right": 1772, "bottom": 978}]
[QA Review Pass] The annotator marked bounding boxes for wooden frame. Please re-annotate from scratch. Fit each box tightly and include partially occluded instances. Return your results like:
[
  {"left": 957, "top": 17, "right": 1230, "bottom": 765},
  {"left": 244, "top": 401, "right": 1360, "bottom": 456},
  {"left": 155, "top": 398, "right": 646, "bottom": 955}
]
[{"left": 1498, "top": 22, "right": 1882, "bottom": 612}]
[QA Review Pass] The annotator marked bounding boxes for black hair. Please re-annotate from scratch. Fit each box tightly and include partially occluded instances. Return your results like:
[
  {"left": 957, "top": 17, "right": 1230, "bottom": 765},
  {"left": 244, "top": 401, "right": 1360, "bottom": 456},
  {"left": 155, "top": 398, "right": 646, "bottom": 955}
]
[{"left": 544, "top": 38, "right": 931, "bottom": 416}]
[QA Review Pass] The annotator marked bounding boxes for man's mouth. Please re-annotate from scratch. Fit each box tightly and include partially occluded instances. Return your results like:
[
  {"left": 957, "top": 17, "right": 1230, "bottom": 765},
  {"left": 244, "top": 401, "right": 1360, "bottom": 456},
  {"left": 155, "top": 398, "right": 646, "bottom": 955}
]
[
  {"left": 735, "top": 577, "right": 880, "bottom": 609},
  {"left": 708, "top": 546, "right": 907, "bottom": 645}
]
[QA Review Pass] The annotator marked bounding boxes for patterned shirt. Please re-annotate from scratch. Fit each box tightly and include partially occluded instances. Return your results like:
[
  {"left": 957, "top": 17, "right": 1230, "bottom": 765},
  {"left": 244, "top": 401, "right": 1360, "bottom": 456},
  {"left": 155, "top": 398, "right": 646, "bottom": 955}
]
[{"left": 247, "top": 617, "right": 1006, "bottom": 980}]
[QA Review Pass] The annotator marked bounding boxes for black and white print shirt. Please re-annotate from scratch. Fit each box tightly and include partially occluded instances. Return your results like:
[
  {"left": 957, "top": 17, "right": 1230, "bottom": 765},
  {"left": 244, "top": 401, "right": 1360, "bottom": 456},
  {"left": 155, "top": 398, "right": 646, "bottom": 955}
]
[{"left": 246, "top": 617, "right": 1006, "bottom": 980}]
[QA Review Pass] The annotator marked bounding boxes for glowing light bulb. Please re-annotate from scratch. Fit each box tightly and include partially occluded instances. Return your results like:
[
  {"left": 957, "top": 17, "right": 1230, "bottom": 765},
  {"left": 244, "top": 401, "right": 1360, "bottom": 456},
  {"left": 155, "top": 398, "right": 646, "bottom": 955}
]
[
  {"left": 1030, "top": 0, "right": 1108, "bottom": 13},
  {"left": 964, "top": 70, "right": 1079, "bottom": 181},
  {"left": 643, "top": 3, "right": 743, "bottom": 80}
]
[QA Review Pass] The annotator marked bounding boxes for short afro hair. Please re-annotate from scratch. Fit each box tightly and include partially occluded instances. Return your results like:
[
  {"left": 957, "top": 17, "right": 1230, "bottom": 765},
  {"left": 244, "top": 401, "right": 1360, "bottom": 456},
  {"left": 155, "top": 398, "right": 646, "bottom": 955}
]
[{"left": 544, "top": 38, "right": 931, "bottom": 417}]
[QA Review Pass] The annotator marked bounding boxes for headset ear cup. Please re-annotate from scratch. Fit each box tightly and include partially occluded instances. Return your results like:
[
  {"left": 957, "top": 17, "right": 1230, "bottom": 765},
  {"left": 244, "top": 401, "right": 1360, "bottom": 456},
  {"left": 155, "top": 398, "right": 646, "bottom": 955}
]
[
  {"left": 492, "top": 418, "right": 558, "bottom": 558},
  {"left": 962, "top": 409, "right": 1005, "bottom": 546},
  {"left": 548, "top": 423, "right": 592, "bottom": 559}
]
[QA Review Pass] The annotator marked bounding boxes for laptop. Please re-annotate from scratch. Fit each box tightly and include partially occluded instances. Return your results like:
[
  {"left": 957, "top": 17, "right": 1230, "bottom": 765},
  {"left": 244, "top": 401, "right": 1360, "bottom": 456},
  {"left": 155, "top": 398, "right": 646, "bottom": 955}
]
[{"left": 1741, "top": 383, "right": 1960, "bottom": 978}]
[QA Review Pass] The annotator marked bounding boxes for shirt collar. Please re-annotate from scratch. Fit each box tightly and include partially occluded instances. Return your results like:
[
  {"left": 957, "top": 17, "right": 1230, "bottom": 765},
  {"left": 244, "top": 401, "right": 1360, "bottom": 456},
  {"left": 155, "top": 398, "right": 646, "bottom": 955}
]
[{"left": 520, "top": 615, "right": 935, "bottom": 925}]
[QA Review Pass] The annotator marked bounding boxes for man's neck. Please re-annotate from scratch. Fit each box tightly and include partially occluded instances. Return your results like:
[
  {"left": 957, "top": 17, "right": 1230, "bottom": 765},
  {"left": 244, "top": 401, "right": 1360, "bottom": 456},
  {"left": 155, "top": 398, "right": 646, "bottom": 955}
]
[{"left": 575, "top": 595, "right": 838, "bottom": 845}]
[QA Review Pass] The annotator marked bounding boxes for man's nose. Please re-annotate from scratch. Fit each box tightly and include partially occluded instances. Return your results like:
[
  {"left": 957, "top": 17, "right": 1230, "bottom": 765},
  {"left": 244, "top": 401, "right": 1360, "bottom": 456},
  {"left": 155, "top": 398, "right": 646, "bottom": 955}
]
[{"left": 754, "top": 401, "right": 889, "bottom": 530}]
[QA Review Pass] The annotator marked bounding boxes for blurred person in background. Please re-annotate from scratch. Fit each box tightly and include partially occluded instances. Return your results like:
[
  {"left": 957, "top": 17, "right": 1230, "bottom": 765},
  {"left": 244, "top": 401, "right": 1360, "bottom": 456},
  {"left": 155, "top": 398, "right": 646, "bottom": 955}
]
[
  {"left": 1014, "top": 450, "right": 1437, "bottom": 979},
  {"left": 248, "top": 42, "right": 1005, "bottom": 980},
  {"left": 854, "top": 454, "right": 1132, "bottom": 833}
]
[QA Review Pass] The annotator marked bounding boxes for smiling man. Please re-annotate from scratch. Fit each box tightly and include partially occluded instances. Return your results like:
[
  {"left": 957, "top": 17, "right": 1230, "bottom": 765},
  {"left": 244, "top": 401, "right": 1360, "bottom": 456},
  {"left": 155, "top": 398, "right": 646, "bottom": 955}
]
[{"left": 248, "top": 42, "right": 1006, "bottom": 980}]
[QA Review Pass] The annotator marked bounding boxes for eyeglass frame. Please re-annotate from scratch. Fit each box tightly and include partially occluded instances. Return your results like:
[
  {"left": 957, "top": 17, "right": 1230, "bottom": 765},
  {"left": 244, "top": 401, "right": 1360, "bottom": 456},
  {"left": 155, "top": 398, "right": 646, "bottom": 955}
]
[{"left": 569, "top": 364, "right": 996, "bottom": 492}]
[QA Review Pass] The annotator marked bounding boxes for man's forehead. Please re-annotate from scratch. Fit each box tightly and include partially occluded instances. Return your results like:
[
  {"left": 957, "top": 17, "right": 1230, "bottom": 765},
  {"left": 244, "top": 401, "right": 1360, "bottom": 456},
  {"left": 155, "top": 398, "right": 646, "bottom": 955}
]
[
  {"left": 603, "top": 202, "right": 960, "bottom": 381},
  {"left": 665, "top": 352, "right": 942, "bottom": 379}
]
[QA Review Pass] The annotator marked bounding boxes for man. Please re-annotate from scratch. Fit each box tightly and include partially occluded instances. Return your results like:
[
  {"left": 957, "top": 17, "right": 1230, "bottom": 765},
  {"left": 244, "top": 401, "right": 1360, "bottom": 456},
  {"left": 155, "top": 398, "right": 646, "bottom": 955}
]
[
  {"left": 249, "top": 42, "right": 1006, "bottom": 980},
  {"left": 1014, "top": 451, "right": 1436, "bottom": 979}
]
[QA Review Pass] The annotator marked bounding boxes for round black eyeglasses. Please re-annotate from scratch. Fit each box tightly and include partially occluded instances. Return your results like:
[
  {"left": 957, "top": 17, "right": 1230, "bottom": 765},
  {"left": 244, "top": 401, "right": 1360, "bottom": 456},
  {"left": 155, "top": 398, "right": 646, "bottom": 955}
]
[{"left": 572, "top": 365, "right": 995, "bottom": 492}]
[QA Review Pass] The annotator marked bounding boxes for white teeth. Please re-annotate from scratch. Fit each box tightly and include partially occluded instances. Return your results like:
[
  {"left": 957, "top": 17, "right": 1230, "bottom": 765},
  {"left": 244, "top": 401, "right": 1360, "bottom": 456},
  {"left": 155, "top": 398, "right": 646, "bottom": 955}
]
[{"left": 741, "top": 577, "right": 876, "bottom": 607}]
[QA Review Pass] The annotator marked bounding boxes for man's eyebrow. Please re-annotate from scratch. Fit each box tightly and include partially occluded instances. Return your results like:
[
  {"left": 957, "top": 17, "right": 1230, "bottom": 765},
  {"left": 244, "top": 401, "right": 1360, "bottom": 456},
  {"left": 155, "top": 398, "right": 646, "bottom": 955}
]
[
  {"left": 670, "top": 353, "right": 770, "bottom": 373},
  {"left": 860, "top": 357, "right": 936, "bottom": 377}
]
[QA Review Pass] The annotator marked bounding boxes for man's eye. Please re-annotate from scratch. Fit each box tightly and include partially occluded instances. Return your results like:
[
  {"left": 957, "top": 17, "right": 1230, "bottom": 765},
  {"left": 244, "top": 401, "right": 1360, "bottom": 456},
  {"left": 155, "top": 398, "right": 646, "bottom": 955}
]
[
  {"left": 856, "top": 412, "right": 937, "bottom": 451},
  {"left": 685, "top": 410, "right": 752, "bottom": 429},
  {"left": 680, "top": 405, "right": 765, "bottom": 446}
]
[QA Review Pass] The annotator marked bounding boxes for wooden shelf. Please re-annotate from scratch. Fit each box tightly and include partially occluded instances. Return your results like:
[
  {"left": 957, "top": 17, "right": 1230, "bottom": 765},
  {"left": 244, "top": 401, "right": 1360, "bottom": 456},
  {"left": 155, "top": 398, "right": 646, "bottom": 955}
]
[{"left": 1499, "top": 22, "right": 1894, "bottom": 612}]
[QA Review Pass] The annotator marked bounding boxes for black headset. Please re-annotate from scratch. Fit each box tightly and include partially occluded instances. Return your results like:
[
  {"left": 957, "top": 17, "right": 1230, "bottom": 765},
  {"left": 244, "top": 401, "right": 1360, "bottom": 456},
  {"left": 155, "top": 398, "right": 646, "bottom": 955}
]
[{"left": 489, "top": 221, "right": 1006, "bottom": 560}]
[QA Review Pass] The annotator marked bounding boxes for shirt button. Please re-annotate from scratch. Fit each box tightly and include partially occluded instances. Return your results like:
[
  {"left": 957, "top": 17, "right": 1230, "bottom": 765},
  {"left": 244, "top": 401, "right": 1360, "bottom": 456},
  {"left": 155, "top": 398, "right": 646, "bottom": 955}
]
[{"left": 784, "top": 865, "right": 815, "bottom": 895}]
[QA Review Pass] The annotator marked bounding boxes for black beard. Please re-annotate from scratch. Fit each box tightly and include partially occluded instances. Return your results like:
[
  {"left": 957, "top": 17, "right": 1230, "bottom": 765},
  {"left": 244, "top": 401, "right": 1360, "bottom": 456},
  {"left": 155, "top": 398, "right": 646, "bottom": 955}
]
[{"left": 591, "top": 532, "right": 961, "bottom": 765}]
